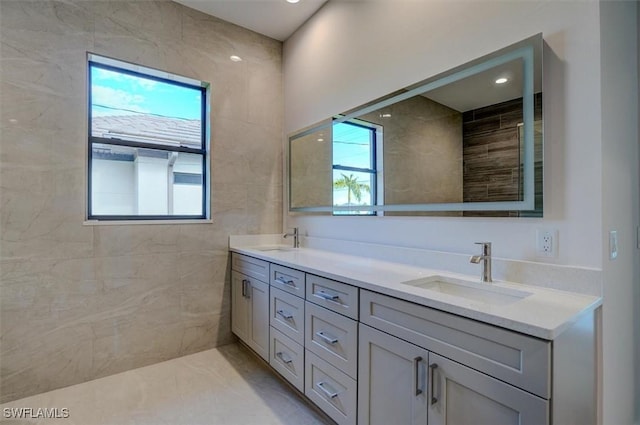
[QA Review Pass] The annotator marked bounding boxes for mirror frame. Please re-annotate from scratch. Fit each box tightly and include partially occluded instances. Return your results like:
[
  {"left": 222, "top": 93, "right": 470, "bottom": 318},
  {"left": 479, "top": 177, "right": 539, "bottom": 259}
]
[{"left": 288, "top": 34, "right": 542, "bottom": 214}]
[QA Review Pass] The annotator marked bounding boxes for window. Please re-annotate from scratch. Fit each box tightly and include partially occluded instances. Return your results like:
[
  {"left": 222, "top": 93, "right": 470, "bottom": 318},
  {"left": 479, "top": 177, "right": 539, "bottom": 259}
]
[
  {"left": 87, "top": 54, "right": 209, "bottom": 220},
  {"left": 332, "top": 120, "right": 379, "bottom": 215}
]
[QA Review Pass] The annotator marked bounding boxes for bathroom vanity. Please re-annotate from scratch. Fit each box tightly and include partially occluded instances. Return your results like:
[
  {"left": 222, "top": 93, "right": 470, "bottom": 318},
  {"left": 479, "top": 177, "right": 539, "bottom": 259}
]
[{"left": 229, "top": 243, "right": 600, "bottom": 425}]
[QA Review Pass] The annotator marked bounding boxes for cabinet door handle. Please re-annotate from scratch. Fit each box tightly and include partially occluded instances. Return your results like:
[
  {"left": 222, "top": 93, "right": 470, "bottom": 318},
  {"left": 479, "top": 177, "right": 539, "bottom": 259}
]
[
  {"left": 275, "top": 276, "right": 295, "bottom": 287},
  {"left": 276, "top": 309, "right": 293, "bottom": 320},
  {"left": 316, "top": 331, "right": 338, "bottom": 345},
  {"left": 314, "top": 290, "right": 340, "bottom": 302},
  {"left": 430, "top": 363, "right": 438, "bottom": 405},
  {"left": 241, "top": 279, "right": 251, "bottom": 298},
  {"left": 414, "top": 356, "right": 423, "bottom": 396},
  {"left": 316, "top": 381, "right": 339, "bottom": 399},
  {"left": 276, "top": 351, "right": 293, "bottom": 364}
]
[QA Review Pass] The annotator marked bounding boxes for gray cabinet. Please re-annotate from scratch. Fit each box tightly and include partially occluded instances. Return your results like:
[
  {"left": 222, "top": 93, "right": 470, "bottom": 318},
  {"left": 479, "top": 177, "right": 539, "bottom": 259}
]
[
  {"left": 231, "top": 270, "right": 249, "bottom": 342},
  {"left": 359, "top": 323, "right": 548, "bottom": 425},
  {"left": 231, "top": 254, "right": 270, "bottom": 362},
  {"left": 428, "top": 353, "right": 548, "bottom": 425},
  {"left": 268, "top": 264, "right": 306, "bottom": 392},
  {"left": 231, "top": 271, "right": 269, "bottom": 361},
  {"left": 359, "top": 290, "right": 550, "bottom": 398},
  {"left": 305, "top": 301, "right": 358, "bottom": 379},
  {"left": 358, "top": 323, "right": 428, "bottom": 425},
  {"left": 230, "top": 252, "right": 594, "bottom": 425},
  {"left": 270, "top": 327, "right": 305, "bottom": 392},
  {"left": 306, "top": 351, "right": 358, "bottom": 425},
  {"left": 359, "top": 290, "right": 551, "bottom": 425}
]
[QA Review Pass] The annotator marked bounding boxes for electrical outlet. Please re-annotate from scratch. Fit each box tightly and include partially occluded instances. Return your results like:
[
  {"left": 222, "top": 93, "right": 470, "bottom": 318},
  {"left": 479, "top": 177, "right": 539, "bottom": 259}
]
[{"left": 536, "top": 229, "right": 558, "bottom": 257}]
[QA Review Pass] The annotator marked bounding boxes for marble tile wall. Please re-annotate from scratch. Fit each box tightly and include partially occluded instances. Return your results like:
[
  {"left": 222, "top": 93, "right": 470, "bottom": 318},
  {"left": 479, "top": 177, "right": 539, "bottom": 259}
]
[
  {"left": 0, "top": 0, "right": 283, "bottom": 403},
  {"left": 360, "top": 96, "right": 463, "bottom": 217},
  {"left": 290, "top": 126, "right": 333, "bottom": 209}
]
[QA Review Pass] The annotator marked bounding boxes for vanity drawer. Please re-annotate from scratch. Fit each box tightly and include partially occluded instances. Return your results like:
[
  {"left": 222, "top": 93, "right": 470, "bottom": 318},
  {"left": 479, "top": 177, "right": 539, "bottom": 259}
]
[
  {"left": 270, "top": 287, "right": 305, "bottom": 345},
  {"left": 231, "top": 253, "right": 269, "bottom": 283},
  {"left": 306, "top": 274, "right": 358, "bottom": 320},
  {"left": 270, "top": 327, "right": 304, "bottom": 392},
  {"left": 305, "top": 302, "right": 358, "bottom": 379},
  {"left": 360, "top": 290, "right": 551, "bottom": 398},
  {"left": 270, "top": 264, "right": 305, "bottom": 298},
  {"left": 305, "top": 350, "right": 357, "bottom": 425}
]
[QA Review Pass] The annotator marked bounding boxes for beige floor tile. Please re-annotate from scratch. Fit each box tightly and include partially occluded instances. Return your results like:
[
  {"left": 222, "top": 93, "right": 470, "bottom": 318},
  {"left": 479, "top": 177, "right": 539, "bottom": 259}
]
[{"left": 0, "top": 344, "right": 331, "bottom": 425}]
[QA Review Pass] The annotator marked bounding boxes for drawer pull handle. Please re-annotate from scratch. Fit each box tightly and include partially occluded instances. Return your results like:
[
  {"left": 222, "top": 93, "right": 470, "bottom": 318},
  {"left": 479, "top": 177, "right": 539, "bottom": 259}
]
[
  {"left": 316, "top": 381, "right": 339, "bottom": 399},
  {"left": 316, "top": 331, "right": 338, "bottom": 345},
  {"left": 242, "top": 279, "right": 251, "bottom": 299},
  {"left": 276, "top": 309, "right": 293, "bottom": 320},
  {"left": 315, "top": 290, "right": 340, "bottom": 301},
  {"left": 429, "top": 363, "right": 438, "bottom": 405},
  {"left": 414, "top": 356, "right": 423, "bottom": 396},
  {"left": 275, "top": 277, "right": 295, "bottom": 287},
  {"left": 276, "top": 351, "right": 293, "bottom": 364}
]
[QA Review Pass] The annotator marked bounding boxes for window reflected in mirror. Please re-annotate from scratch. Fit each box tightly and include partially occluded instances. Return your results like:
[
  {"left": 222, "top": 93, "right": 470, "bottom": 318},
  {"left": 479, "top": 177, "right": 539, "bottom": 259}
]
[{"left": 332, "top": 121, "right": 379, "bottom": 215}]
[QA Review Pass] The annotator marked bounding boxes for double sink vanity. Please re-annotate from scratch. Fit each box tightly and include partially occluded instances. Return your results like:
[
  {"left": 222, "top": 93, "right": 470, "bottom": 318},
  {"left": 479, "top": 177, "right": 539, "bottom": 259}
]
[
  {"left": 229, "top": 238, "right": 601, "bottom": 425},
  {"left": 237, "top": 31, "right": 602, "bottom": 425}
]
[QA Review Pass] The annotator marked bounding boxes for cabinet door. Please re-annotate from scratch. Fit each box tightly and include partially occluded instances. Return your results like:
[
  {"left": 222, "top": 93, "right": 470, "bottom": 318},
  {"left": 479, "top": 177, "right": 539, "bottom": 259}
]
[
  {"left": 428, "top": 353, "right": 548, "bottom": 425},
  {"left": 231, "top": 271, "right": 249, "bottom": 341},
  {"left": 248, "top": 279, "right": 269, "bottom": 361},
  {"left": 231, "top": 271, "right": 269, "bottom": 362},
  {"left": 358, "top": 324, "right": 428, "bottom": 425}
]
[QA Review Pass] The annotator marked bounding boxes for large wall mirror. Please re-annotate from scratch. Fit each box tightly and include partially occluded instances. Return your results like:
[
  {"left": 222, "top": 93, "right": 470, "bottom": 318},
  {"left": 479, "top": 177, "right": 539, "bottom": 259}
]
[{"left": 289, "top": 34, "right": 543, "bottom": 216}]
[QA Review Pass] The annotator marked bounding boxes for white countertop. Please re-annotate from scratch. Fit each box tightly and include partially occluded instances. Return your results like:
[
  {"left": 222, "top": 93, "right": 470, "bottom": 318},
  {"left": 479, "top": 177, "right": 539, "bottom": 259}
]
[{"left": 230, "top": 245, "right": 602, "bottom": 340}]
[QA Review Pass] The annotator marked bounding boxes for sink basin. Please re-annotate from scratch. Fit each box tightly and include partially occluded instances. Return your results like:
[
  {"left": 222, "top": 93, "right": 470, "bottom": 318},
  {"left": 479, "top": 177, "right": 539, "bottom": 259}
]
[
  {"left": 402, "top": 275, "right": 532, "bottom": 306},
  {"left": 252, "top": 245, "right": 295, "bottom": 252}
]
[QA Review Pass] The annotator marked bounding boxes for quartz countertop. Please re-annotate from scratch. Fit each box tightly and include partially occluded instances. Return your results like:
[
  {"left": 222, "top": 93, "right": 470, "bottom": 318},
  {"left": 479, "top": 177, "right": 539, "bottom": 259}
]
[{"left": 230, "top": 245, "right": 602, "bottom": 340}]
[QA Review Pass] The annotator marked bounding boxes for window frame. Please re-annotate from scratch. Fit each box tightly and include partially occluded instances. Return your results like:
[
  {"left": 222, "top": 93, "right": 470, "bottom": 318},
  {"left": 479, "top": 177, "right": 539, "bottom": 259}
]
[
  {"left": 331, "top": 119, "right": 379, "bottom": 216},
  {"left": 87, "top": 55, "right": 209, "bottom": 221}
]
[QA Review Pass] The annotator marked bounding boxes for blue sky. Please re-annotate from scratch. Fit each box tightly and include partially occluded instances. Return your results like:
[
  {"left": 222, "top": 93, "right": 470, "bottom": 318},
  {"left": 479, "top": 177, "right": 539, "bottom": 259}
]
[
  {"left": 91, "top": 67, "right": 202, "bottom": 120},
  {"left": 333, "top": 122, "right": 372, "bottom": 169}
]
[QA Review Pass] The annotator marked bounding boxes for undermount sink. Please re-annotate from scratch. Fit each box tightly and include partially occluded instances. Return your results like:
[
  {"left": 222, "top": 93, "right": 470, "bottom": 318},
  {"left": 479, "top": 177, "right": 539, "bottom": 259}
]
[
  {"left": 253, "top": 245, "right": 295, "bottom": 252},
  {"left": 402, "top": 275, "right": 532, "bottom": 306}
]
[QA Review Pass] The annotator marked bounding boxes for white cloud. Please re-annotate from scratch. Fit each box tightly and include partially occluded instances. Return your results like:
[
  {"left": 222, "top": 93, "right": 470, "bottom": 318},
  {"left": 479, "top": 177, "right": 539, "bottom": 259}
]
[
  {"left": 137, "top": 78, "right": 157, "bottom": 90},
  {"left": 93, "top": 67, "right": 157, "bottom": 90},
  {"left": 91, "top": 85, "right": 149, "bottom": 115}
]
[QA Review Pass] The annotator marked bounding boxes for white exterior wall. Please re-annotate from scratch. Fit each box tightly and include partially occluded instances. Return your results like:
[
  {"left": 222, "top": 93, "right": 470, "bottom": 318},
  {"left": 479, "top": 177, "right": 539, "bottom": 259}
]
[
  {"left": 135, "top": 155, "right": 169, "bottom": 215},
  {"left": 92, "top": 159, "right": 135, "bottom": 215},
  {"left": 283, "top": 1, "right": 639, "bottom": 424},
  {"left": 92, "top": 155, "right": 203, "bottom": 216}
]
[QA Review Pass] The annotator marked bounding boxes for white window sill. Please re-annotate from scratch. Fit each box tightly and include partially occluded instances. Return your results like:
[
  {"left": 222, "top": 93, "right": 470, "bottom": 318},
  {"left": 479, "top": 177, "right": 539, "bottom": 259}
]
[{"left": 83, "top": 219, "right": 213, "bottom": 226}]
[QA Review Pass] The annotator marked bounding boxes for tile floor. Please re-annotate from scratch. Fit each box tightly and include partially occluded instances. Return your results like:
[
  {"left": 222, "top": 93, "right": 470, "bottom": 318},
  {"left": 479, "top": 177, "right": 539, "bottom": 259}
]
[{"left": 0, "top": 344, "right": 331, "bottom": 425}]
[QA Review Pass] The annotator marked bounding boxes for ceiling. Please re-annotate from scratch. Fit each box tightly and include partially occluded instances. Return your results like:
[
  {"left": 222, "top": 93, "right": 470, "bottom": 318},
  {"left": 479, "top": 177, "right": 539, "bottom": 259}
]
[
  {"left": 173, "top": 0, "right": 328, "bottom": 41},
  {"left": 424, "top": 59, "right": 525, "bottom": 112}
]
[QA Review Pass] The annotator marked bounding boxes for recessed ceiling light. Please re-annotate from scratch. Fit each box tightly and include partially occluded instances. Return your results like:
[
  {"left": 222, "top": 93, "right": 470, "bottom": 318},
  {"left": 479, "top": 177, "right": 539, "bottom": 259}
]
[
  {"left": 379, "top": 113, "right": 392, "bottom": 118},
  {"left": 495, "top": 77, "right": 508, "bottom": 84},
  {"left": 286, "top": 0, "right": 300, "bottom": 3},
  {"left": 230, "top": 55, "right": 242, "bottom": 62},
  {"left": 317, "top": 138, "right": 324, "bottom": 142}
]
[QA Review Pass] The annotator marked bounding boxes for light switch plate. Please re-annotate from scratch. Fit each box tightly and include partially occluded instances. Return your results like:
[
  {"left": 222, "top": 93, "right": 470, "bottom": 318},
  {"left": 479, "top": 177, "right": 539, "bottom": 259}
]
[{"left": 609, "top": 230, "right": 618, "bottom": 260}]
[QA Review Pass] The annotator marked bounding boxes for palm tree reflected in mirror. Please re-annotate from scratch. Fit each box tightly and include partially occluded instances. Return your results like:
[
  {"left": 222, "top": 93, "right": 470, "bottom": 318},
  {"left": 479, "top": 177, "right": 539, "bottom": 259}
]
[{"left": 333, "top": 173, "right": 371, "bottom": 214}]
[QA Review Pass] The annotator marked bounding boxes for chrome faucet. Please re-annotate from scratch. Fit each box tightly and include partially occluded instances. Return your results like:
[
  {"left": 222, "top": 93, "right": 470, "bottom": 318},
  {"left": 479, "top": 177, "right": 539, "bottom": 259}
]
[
  {"left": 283, "top": 227, "right": 299, "bottom": 248},
  {"left": 470, "top": 242, "right": 492, "bottom": 283}
]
